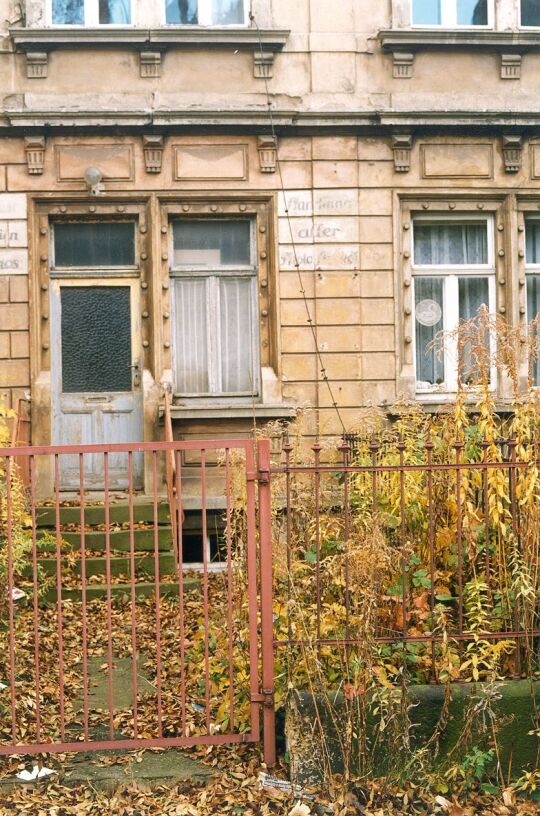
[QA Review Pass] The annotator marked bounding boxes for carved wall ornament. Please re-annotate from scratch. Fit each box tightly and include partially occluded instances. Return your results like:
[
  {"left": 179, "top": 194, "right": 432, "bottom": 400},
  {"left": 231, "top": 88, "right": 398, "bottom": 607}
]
[
  {"left": 393, "top": 52, "right": 414, "bottom": 79},
  {"left": 253, "top": 51, "right": 275, "bottom": 79},
  {"left": 502, "top": 135, "right": 523, "bottom": 173},
  {"left": 26, "top": 51, "right": 48, "bottom": 79},
  {"left": 257, "top": 136, "right": 278, "bottom": 174},
  {"left": 392, "top": 134, "right": 413, "bottom": 173},
  {"left": 25, "top": 137, "right": 46, "bottom": 175},
  {"left": 140, "top": 51, "right": 162, "bottom": 78},
  {"left": 143, "top": 135, "right": 164, "bottom": 174},
  {"left": 500, "top": 53, "right": 521, "bottom": 80}
]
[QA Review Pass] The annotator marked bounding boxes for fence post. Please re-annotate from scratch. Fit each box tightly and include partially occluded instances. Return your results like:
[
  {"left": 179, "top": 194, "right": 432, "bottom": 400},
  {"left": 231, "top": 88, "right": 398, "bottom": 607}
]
[{"left": 257, "top": 438, "right": 276, "bottom": 767}]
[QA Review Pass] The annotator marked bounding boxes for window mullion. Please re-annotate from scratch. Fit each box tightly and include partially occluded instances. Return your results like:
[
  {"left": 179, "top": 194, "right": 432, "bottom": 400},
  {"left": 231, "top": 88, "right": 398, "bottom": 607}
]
[
  {"left": 86, "top": 0, "right": 97, "bottom": 26},
  {"left": 446, "top": 275, "right": 459, "bottom": 391},
  {"left": 199, "top": 0, "right": 212, "bottom": 25},
  {"left": 443, "top": 0, "right": 457, "bottom": 26},
  {"left": 208, "top": 276, "right": 220, "bottom": 393}
]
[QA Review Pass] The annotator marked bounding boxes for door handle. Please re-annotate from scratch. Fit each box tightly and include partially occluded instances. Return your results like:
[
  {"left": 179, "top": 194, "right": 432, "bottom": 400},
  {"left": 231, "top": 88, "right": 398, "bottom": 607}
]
[{"left": 130, "top": 359, "right": 141, "bottom": 388}]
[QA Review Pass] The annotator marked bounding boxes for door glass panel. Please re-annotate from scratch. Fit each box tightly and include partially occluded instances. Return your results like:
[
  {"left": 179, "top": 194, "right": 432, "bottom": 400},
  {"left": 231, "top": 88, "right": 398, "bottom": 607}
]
[
  {"left": 54, "top": 221, "right": 135, "bottom": 267},
  {"left": 522, "top": 0, "right": 540, "bottom": 26},
  {"left": 459, "top": 276, "right": 490, "bottom": 382},
  {"left": 527, "top": 276, "right": 540, "bottom": 384},
  {"left": 457, "top": 0, "right": 488, "bottom": 24},
  {"left": 99, "top": 0, "right": 131, "bottom": 23},
  {"left": 61, "top": 287, "right": 132, "bottom": 393},
  {"left": 172, "top": 278, "right": 209, "bottom": 392},
  {"left": 219, "top": 278, "right": 256, "bottom": 392},
  {"left": 413, "top": 0, "right": 441, "bottom": 24},
  {"left": 172, "top": 220, "right": 251, "bottom": 267},
  {"left": 414, "top": 222, "right": 488, "bottom": 265},
  {"left": 415, "top": 277, "right": 445, "bottom": 387},
  {"left": 166, "top": 0, "right": 198, "bottom": 23},
  {"left": 52, "top": 0, "right": 84, "bottom": 24},
  {"left": 526, "top": 220, "right": 540, "bottom": 264},
  {"left": 212, "top": 0, "right": 245, "bottom": 24}
]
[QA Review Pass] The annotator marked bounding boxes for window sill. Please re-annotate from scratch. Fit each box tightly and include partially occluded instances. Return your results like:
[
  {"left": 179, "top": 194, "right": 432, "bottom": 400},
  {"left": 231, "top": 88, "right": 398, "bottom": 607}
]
[
  {"left": 165, "top": 403, "right": 297, "bottom": 421},
  {"left": 10, "top": 25, "right": 290, "bottom": 52},
  {"left": 380, "top": 28, "right": 540, "bottom": 52}
]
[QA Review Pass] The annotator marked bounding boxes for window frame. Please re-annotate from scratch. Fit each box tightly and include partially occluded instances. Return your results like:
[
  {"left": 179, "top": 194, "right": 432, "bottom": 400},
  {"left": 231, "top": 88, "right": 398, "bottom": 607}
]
[
  {"left": 523, "top": 215, "right": 540, "bottom": 385},
  {"left": 411, "top": 213, "right": 497, "bottom": 395},
  {"left": 163, "top": 0, "right": 250, "bottom": 27},
  {"left": 519, "top": 0, "right": 540, "bottom": 29},
  {"left": 411, "top": 0, "right": 494, "bottom": 29},
  {"left": 47, "top": 0, "right": 136, "bottom": 27},
  {"left": 169, "top": 216, "right": 261, "bottom": 400}
]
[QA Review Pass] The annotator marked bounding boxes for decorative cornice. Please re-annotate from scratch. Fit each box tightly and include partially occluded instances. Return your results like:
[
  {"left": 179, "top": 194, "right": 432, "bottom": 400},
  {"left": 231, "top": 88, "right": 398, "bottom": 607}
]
[
  {"left": 380, "top": 29, "right": 540, "bottom": 52},
  {"left": 9, "top": 26, "right": 290, "bottom": 51}
]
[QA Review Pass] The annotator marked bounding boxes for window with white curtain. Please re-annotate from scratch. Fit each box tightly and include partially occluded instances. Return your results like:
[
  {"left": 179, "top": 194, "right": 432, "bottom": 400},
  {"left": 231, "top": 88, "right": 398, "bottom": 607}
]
[
  {"left": 165, "top": 0, "right": 248, "bottom": 25},
  {"left": 412, "top": 217, "right": 495, "bottom": 392},
  {"left": 51, "top": 0, "right": 132, "bottom": 24},
  {"left": 525, "top": 218, "right": 540, "bottom": 385},
  {"left": 412, "top": 0, "right": 491, "bottom": 26},
  {"left": 170, "top": 219, "right": 259, "bottom": 397},
  {"left": 521, "top": 0, "right": 540, "bottom": 27}
]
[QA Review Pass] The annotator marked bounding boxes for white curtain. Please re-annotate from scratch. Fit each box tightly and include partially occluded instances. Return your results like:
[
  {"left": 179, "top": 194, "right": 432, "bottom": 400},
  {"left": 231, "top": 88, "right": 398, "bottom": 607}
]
[
  {"left": 219, "top": 278, "right": 255, "bottom": 393},
  {"left": 414, "top": 223, "right": 487, "bottom": 265},
  {"left": 100, "top": 0, "right": 131, "bottom": 23},
  {"left": 52, "top": 0, "right": 84, "bottom": 24},
  {"left": 415, "top": 277, "right": 444, "bottom": 386},
  {"left": 528, "top": 276, "right": 540, "bottom": 384},
  {"left": 172, "top": 279, "right": 209, "bottom": 393},
  {"left": 212, "top": 0, "right": 245, "bottom": 24},
  {"left": 459, "top": 276, "right": 490, "bottom": 382}
]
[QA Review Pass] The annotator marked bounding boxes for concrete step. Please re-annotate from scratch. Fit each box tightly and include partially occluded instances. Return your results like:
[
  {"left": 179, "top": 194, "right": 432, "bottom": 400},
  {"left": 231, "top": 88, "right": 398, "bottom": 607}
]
[
  {"left": 44, "top": 577, "right": 199, "bottom": 604},
  {"left": 37, "top": 552, "right": 178, "bottom": 580},
  {"left": 38, "top": 527, "right": 174, "bottom": 553},
  {"left": 36, "top": 502, "right": 171, "bottom": 528}
]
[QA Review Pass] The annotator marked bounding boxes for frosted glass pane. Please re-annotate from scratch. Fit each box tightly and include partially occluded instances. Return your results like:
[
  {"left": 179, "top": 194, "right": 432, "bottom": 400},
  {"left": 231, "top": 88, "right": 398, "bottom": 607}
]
[
  {"left": 459, "top": 277, "right": 490, "bottom": 382},
  {"left": 457, "top": 0, "right": 488, "bottom": 24},
  {"left": 172, "top": 279, "right": 209, "bottom": 392},
  {"left": 166, "top": 0, "right": 198, "bottom": 24},
  {"left": 414, "top": 222, "right": 488, "bottom": 265},
  {"left": 99, "top": 0, "right": 131, "bottom": 23},
  {"left": 219, "top": 278, "right": 256, "bottom": 392},
  {"left": 415, "top": 277, "right": 445, "bottom": 386},
  {"left": 54, "top": 222, "right": 135, "bottom": 267},
  {"left": 522, "top": 0, "right": 540, "bottom": 26},
  {"left": 527, "top": 276, "right": 540, "bottom": 385},
  {"left": 212, "top": 0, "right": 245, "bottom": 24},
  {"left": 413, "top": 0, "right": 441, "bottom": 24},
  {"left": 173, "top": 220, "right": 251, "bottom": 267},
  {"left": 526, "top": 221, "right": 540, "bottom": 264},
  {"left": 53, "top": 0, "right": 84, "bottom": 24},
  {"left": 61, "top": 287, "right": 131, "bottom": 393}
]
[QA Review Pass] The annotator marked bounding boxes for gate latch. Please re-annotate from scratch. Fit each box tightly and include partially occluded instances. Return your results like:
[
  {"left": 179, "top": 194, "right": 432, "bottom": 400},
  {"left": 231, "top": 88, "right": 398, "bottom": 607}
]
[{"left": 251, "top": 688, "right": 275, "bottom": 708}]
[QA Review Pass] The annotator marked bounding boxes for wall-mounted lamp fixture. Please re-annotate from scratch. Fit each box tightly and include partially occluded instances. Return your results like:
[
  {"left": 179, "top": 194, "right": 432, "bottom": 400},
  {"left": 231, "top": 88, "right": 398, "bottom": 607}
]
[{"left": 84, "top": 166, "right": 104, "bottom": 196}]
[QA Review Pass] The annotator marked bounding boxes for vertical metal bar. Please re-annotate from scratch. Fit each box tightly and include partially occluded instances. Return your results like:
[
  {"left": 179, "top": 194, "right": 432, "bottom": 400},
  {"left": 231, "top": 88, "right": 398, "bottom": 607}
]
[
  {"left": 128, "top": 452, "right": 139, "bottom": 739},
  {"left": 174, "top": 449, "right": 187, "bottom": 737},
  {"left": 426, "top": 437, "right": 436, "bottom": 681},
  {"left": 508, "top": 439, "right": 522, "bottom": 676},
  {"left": 398, "top": 440, "right": 408, "bottom": 647},
  {"left": 455, "top": 442, "right": 464, "bottom": 637},
  {"left": 29, "top": 455, "right": 42, "bottom": 743},
  {"left": 201, "top": 451, "right": 211, "bottom": 734},
  {"left": 103, "top": 453, "right": 115, "bottom": 740},
  {"left": 482, "top": 440, "right": 491, "bottom": 595},
  {"left": 313, "top": 442, "right": 322, "bottom": 649},
  {"left": 5, "top": 457, "right": 17, "bottom": 744},
  {"left": 258, "top": 439, "right": 276, "bottom": 767},
  {"left": 283, "top": 438, "right": 293, "bottom": 652},
  {"left": 225, "top": 449, "right": 235, "bottom": 733},
  {"left": 78, "top": 454, "right": 89, "bottom": 742},
  {"left": 341, "top": 441, "right": 351, "bottom": 644},
  {"left": 245, "top": 442, "right": 261, "bottom": 740},
  {"left": 54, "top": 454, "right": 66, "bottom": 741},
  {"left": 152, "top": 450, "right": 164, "bottom": 738}
]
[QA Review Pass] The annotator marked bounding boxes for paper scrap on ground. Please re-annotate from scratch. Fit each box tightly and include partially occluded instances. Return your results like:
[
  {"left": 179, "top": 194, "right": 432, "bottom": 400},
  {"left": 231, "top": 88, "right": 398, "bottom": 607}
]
[
  {"left": 16, "top": 766, "right": 57, "bottom": 782},
  {"left": 259, "top": 773, "right": 315, "bottom": 800},
  {"left": 0, "top": 681, "right": 7, "bottom": 691},
  {"left": 12, "top": 588, "right": 26, "bottom": 601}
]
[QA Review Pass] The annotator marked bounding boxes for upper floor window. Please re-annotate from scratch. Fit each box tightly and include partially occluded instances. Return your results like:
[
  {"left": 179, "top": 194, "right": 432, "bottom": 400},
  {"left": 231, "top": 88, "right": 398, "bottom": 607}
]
[
  {"left": 52, "top": 0, "right": 131, "bottom": 25},
  {"left": 412, "top": 216, "right": 495, "bottom": 392},
  {"left": 412, "top": 0, "right": 490, "bottom": 26},
  {"left": 525, "top": 218, "right": 540, "bottom": 384},
  {"left": 521, "top": 0, "right": 540, "bottom": 27},
  {"left": 165, "top": 0, "right": 247, "bottom": 25}
]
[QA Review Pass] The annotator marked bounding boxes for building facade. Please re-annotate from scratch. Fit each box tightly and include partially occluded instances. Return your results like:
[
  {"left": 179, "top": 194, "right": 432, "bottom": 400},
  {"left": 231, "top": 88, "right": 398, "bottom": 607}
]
[{"left": 0, "top": 0, "right": 540, "bottom": 493}]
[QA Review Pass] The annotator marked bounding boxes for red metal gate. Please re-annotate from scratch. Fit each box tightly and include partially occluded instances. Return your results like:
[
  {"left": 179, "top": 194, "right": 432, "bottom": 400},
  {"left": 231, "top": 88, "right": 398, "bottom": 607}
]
[{"left": 0, "top": 438, "right": 275, "bottom": 764}]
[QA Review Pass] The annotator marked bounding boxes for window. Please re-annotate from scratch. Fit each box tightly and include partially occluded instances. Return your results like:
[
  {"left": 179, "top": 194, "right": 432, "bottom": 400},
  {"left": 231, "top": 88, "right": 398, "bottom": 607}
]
[
  {"left": 51, "top": 0, "right": 132, "bottom": 25},
  {"left": 525, "top": 218, "right": 540, "bottom": 384},
  {"left": 165, "top": 0, "right": 247, "bottom": 25},
  {"left": 521, "top": 0, "right": 540, "bottom": 27},
  {"left": 412, "top": 217, "right": 495, "bottom": 392},
  {"left": 52, "top": 221, "right": 136, "bottom": 268},
  {"left": 412, "top": 0, "right": 490, "bottom": 26},
  {"left": 170, "top": 219, "right": 259, "bottom": 397}
]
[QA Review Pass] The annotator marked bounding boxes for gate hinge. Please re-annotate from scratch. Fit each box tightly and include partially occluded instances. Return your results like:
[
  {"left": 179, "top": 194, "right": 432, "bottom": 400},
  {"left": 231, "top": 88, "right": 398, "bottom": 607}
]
[
  {"left": 246, "top": 469, "right": 270, "bottom": 484},
  {"left": 251, "top": 688, "right": 275, "bottom": 708}
]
